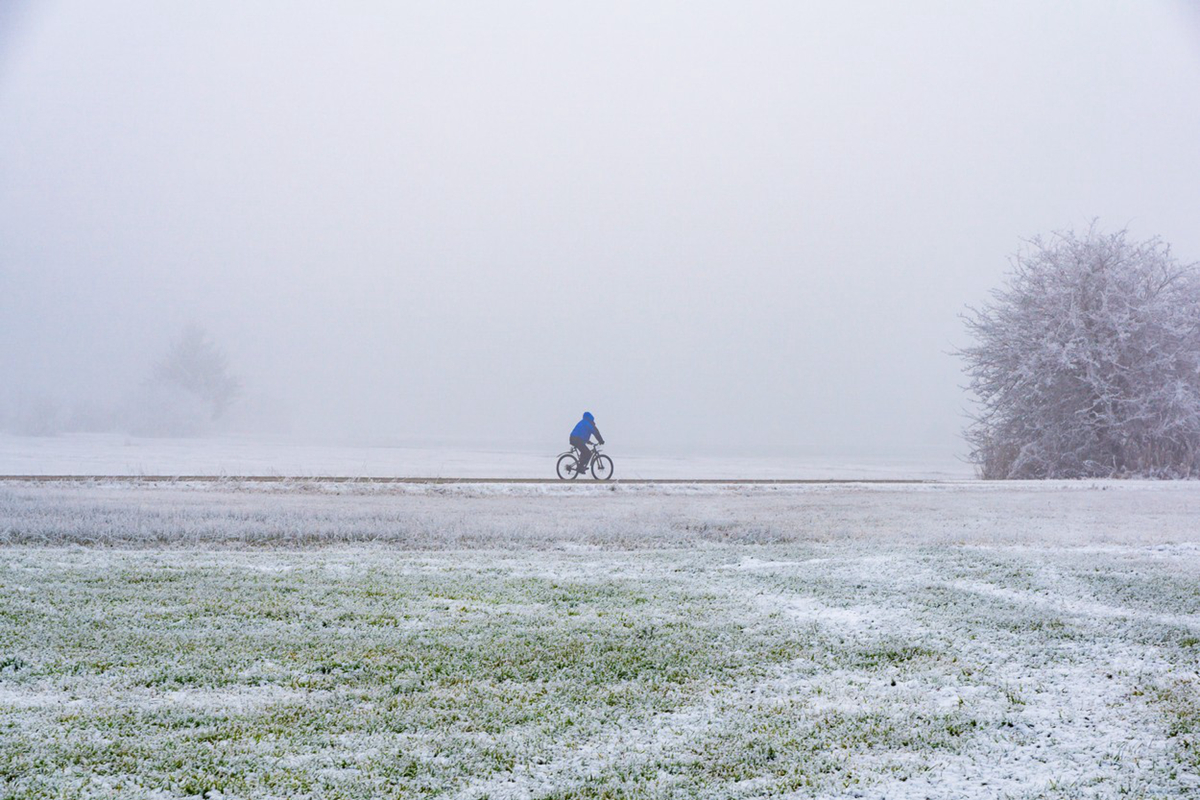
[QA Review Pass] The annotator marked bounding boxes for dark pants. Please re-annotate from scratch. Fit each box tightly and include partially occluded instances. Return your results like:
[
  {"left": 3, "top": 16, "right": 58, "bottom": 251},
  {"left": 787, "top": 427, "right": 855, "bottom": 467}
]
[{"left": 569, "top": 436, "right": 592, "bottom": 470}]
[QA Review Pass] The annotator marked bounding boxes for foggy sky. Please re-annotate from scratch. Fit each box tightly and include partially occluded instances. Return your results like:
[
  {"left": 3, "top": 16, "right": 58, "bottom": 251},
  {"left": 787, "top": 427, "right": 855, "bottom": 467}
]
[{"left": 3, "top": 1, "right": 1200, "bottom": 456}]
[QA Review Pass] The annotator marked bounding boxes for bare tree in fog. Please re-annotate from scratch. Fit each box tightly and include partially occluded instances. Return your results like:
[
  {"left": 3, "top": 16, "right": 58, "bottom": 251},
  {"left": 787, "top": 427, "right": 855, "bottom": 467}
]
[
  {"left": 129, "top": 325, "right": 242, "bottom": 436},
  {"left": 153, "top": 324, "right": 242, "bottom": 420},
  {"left": 961, "top": 227, "right": 1200, "bottom": 479}
]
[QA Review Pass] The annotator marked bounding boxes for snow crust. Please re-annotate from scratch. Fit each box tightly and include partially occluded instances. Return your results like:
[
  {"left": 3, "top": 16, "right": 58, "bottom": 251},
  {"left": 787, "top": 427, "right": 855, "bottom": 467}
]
[{"left": 0, "top": 432, "right": 971, "bottom": 480}]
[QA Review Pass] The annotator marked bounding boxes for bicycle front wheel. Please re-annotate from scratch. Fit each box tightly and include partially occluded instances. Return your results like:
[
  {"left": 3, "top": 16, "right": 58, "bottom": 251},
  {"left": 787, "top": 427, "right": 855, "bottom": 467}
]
[
  {"left": 590, "top": 455, "right": 614, "bottom": 481},
  {"left": 556, "top": 453, "right": 579, "bottom": 480}
]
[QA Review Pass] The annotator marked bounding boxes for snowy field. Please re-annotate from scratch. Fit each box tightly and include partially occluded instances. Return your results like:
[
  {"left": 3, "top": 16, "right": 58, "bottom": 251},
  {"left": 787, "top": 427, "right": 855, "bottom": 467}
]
[
  {"left": 2, "top": 480, "right": 1200, "bottom": 799},
  {"left": 0, "top": 433, "right": 972, "bottom": 480}
]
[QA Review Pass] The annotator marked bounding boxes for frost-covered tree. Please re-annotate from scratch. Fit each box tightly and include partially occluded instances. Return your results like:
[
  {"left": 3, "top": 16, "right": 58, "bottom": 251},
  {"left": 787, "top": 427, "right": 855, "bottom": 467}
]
[
  {"left": 961, "top": 227, "right": 1200, "bottom": 479},
  {"left": 149, "top": 324, "right": 242, "bottom": 423}
]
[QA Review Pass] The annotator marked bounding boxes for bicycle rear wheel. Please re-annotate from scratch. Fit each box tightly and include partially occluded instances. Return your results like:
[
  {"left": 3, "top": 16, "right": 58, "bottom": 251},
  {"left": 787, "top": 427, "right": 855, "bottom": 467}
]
[
  {"left": 590, "top": 454, "right": 614, "bottom": 481},
  {"left": 556, "top": 453, "right": 579, "bottom": 480}
]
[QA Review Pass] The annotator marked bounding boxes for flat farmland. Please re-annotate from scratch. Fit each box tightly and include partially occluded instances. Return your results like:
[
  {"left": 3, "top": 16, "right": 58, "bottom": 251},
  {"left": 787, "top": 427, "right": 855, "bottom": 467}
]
[{"left": 1, "top": 481, "right": 1198, "bottom": 799}]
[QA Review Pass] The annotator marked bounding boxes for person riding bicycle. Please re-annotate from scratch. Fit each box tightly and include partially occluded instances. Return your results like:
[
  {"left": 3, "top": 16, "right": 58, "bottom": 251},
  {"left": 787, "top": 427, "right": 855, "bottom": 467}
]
[{"left": 569, "top": 412, "right": 604, "bottom": 475}]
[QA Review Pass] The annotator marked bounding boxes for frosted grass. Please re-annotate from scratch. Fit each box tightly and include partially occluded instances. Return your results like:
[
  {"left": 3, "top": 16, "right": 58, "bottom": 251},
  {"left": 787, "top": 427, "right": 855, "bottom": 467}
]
[
  {"left": 1, "top": 479, "right": 1199, "bottom": 548},
  {"left": 1, "top": 482, "right": 1199, "bottom": 798}
]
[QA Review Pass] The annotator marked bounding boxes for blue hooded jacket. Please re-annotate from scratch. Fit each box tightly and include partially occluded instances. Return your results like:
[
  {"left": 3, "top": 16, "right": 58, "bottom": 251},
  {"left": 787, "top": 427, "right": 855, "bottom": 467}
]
[{"left": 570, "top": 412, "right": 603, "bottom": 444}]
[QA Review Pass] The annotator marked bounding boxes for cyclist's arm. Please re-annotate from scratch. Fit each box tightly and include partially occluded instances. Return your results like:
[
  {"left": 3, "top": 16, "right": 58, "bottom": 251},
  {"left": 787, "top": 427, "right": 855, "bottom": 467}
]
[{"left": 593, "top": 425, "right": 605, "bottom": 445}]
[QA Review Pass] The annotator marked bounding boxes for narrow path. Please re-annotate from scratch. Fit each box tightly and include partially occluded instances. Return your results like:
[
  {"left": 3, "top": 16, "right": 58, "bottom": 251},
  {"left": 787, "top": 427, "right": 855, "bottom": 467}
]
[{"left": 0, "top": 475, "right": 939, "bottom": 485}]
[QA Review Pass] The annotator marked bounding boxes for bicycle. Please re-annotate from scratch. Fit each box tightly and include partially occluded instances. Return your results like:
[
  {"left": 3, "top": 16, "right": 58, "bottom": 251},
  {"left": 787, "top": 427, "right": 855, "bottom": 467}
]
[{"left": 556, "top": 444, "right": 614, "bottom": 481}]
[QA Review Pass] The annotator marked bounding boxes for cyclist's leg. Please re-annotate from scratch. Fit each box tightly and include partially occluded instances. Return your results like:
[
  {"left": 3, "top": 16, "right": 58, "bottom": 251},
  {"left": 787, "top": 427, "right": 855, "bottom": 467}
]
[
  {"left": 569, "top": 436, "right": 589, "bottom": 469},
  {"left": 577, "top": 441, "right": 592, "bottom": 470}
]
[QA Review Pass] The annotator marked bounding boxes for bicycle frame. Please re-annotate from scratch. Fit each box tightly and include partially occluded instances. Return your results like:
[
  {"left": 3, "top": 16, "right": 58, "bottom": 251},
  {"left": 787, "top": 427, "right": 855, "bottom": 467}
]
[{"left": 559, "top": 444, "right": 603, "bottom": 461}]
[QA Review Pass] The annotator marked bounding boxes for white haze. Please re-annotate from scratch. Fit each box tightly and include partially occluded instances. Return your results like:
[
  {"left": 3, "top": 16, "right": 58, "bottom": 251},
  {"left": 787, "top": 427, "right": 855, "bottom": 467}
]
[{"left": 2, "top": 1, "right": 1199, "bottom": 457}]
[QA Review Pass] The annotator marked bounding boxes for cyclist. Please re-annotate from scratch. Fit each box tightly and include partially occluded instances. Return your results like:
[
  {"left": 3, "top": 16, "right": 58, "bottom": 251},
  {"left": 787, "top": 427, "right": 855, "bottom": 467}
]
[{"left": 569, "top": 411, "right": 604, "bottom": 475}]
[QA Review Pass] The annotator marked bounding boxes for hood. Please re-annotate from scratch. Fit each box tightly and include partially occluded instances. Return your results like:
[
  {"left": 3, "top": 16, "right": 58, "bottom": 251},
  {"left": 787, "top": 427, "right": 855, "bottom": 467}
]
[{"left": 582, "top": 412, "right": 594, "bottom": 422}]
